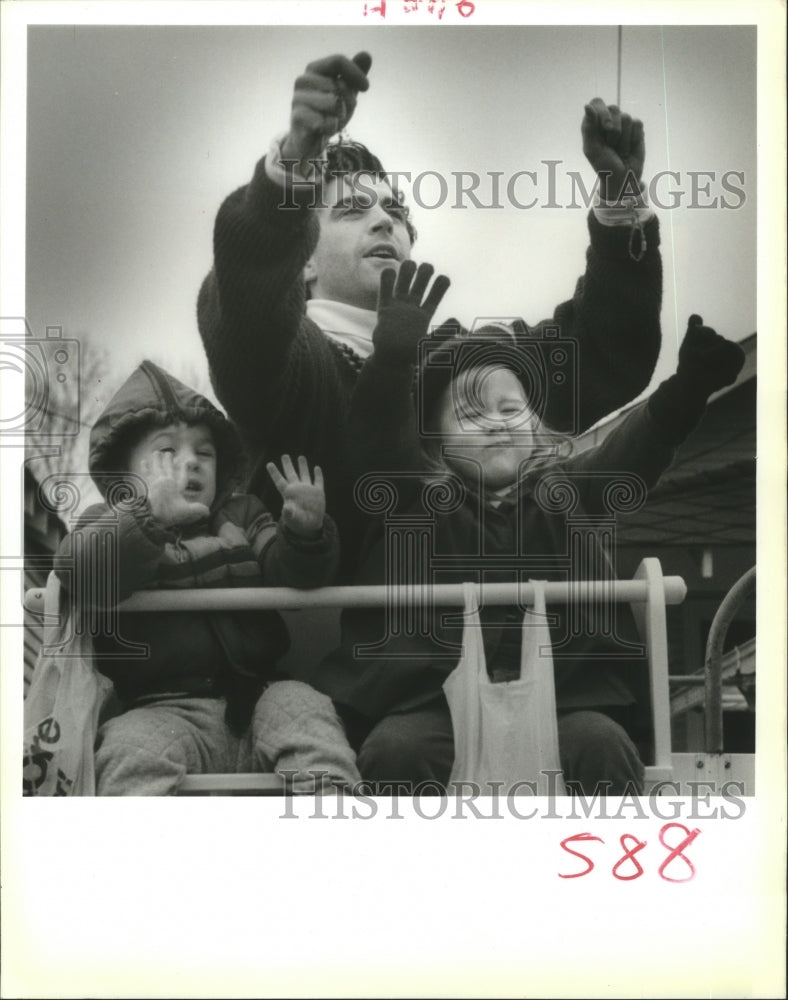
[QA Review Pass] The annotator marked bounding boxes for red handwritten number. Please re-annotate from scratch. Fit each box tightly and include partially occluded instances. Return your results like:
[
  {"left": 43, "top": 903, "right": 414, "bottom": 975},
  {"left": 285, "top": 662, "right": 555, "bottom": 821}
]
[
  {"left": 456, "top": 0, "right": 475, "bottom": 16},
  {"left": 612, "top": 834, "right": 647, "bottom": 881},
  {"left": 558, "top": 832, "right": 603, "bottom": 878},
  {"left": 658, "top": 823, "right": 701, "bottom": 883},
  {"left": 560, "top": 824, "right": 701, "bottom": 881}
]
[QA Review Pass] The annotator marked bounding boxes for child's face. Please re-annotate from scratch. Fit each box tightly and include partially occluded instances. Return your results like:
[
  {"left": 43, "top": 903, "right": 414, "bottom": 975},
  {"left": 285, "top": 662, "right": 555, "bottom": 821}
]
[
  {"left": 437, "top": 366, "right": 539, "bottom": 490},
  {"left": 127, "top": 421, "right": 217, "bottom": 509}
]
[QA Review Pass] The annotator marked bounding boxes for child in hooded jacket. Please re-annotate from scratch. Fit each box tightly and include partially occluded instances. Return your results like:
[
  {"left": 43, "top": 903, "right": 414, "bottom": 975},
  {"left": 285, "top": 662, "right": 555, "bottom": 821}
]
[
  {"left": 294, "top": 263, "right": 745, "bottom": 796},
  {"left": 55, "top": 360, "right": 360, "bottom": 795}
]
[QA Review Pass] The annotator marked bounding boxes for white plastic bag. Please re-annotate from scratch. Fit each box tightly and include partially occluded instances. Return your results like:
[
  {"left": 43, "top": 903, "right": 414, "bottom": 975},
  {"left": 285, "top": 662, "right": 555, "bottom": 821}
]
[
  {"left": 444, "top": 581, "right": 566, "bottom": 796},
  {"left": 23, "top": 581, "right": 114, "bottom": 796}
]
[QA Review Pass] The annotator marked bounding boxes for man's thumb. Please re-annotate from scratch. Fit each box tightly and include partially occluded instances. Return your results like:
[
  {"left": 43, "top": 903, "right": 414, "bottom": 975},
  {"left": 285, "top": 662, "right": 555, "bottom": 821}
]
[{"left": 353, "top": 51, "right": 372, "bottom": 77}]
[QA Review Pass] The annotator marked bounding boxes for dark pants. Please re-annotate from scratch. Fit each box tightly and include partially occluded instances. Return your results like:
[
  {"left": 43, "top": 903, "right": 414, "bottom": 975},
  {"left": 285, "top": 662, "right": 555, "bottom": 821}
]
[{"left": 356, "top": 696, "right": 644, "bottom": 796}]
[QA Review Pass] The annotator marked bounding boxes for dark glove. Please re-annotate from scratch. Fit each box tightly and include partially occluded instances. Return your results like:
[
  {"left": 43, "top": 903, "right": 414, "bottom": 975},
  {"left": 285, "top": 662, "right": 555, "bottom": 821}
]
[
  {"left": 372, "top": 261, "right": 451, "bottom": 368},
  {"left": 648, "top": 315, "right": 745, "bottom": 445},
  {"left": 676, "top": 315, "right": 746, "bottom": 395},
  {"left": 582, "top": 98, "right": 645, "bottom": 203}
]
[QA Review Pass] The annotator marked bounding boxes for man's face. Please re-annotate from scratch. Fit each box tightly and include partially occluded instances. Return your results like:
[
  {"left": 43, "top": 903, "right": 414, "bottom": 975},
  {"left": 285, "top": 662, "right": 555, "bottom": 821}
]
[{"left": 305, "top": 174, "right": 412, "bottom": 311}]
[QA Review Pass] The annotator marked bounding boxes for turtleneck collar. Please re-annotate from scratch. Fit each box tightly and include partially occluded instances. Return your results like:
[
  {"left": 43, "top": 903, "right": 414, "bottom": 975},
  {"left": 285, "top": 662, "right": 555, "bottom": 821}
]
[{"left": 306, "top": 299, "right": 377, "bottom": 360}]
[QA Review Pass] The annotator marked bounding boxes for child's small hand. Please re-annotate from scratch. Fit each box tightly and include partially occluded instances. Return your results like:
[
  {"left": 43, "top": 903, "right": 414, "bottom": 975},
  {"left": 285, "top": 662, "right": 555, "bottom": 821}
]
[
  {"left": 142, "top": 452, "right": 210, "bottom": 527},
  {"left": 372, "top": 261, "right": 451, "bottom": 367},
  {"left": 267, "top": 455, "right": 326, "bottom": 539},
  {"left": 677, "top": 315, "right": 745, "bottom": 397}
]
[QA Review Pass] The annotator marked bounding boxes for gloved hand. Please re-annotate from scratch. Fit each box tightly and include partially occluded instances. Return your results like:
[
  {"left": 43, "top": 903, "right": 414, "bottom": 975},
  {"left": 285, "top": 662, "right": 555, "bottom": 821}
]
[
  {"left": 648, "top": 315, "right": 745, "bottom": 445},
  {"left": 281, "top": 51, "right": 372, "bottom": 168},
  {"left": 675, "top": 315, "right": 746, "bottom": 396},
  {"left": 372, "top": 261, "right": 451, "bottom": 367},
  {"left": 582, "top": 97, "right": 645, "bottom": 203}
]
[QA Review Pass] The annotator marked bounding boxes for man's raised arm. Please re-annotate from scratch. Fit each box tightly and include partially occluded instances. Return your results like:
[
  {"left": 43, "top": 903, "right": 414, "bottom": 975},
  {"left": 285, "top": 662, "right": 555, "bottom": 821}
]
[
  {"left": 534, "top": 98, "right": 663, "bottom": 433},
  {"left": 196, "top": 53, "right": 373, "bottom": 435}
]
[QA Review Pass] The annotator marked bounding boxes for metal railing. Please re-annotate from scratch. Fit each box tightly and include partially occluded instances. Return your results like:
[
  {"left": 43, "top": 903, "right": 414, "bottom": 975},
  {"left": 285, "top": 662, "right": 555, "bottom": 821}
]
[
  {"left": 703, "top": 566, "right": 756, "bottom": 753},
  {"left": 103, "top": 577, "right": 688, "bottom": 613},
  {"left": 23, "top": 558, "right": 687, "bottom": 792}
]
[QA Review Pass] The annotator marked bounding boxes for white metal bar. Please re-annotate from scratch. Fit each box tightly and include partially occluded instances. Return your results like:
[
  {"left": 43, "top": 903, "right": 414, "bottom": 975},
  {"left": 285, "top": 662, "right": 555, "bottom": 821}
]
[
  {"left": 26, "top": 578, "right": 685, "bottom": 614},
  {"left": 179, "top": 773, "right": 283, "bottom": 792},
  {"left": 631, "top": 558, "right": 673, "bottom": 774}
]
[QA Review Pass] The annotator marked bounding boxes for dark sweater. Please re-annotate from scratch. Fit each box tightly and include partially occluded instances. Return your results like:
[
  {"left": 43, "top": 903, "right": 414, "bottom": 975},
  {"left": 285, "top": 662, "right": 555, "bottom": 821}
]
[{"left": 197, "top": 157, "right": 663, "bottom": 573}]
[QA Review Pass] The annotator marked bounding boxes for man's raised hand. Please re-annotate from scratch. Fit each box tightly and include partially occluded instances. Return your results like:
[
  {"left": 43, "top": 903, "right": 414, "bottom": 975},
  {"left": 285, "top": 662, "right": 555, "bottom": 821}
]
[
  {"left": 281, "top": 52, "right": 372, "bottom": 170},
  {"left": 372, "top": 261, "right": 451, "bottom": 367},
  {"left": 582, "top": 98, "right": 646, "bottom": 203}
]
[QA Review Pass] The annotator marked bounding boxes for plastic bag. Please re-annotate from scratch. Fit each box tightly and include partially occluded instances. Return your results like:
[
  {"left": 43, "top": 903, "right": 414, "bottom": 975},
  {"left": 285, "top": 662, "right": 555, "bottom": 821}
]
[
  {"left": 23, "top": 586, "right": 114, "bottom": 796},
  {"left": 444, "top": 581, "right": 566, "bottom": 796}
]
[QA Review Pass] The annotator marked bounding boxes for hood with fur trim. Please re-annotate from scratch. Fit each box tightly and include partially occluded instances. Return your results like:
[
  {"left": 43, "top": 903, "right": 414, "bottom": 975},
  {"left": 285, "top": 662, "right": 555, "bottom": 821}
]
[{"left": 88, "top": 360, "right": 245, "bottom": 508}]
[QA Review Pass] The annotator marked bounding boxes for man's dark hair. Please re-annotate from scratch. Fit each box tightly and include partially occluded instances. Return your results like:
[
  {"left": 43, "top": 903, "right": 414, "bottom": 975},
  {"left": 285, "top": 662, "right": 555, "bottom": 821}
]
[
  {"left": 325, "top": 138, "right": 417, "bottom": 244},
  {"left": 324, "top": 138, "right": 385, "bottom": 177}
]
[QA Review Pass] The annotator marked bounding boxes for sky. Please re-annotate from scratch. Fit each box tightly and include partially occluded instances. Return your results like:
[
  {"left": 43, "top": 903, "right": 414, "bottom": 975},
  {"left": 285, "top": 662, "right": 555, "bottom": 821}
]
[{"left": 21, "top": 20, "right": 757, "bottom": 417}]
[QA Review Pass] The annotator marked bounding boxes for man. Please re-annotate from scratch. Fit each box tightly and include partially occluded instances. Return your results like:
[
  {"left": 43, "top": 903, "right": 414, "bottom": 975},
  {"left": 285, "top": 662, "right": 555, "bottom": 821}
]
[{"left": 197, "top": 51, "right": 662, "bottom": 572}]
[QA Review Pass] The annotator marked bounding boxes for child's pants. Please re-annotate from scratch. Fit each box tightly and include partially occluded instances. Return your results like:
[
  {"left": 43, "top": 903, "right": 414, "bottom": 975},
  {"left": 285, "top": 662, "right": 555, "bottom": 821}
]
[
  {"left": 96, "top": 685, "right": 362, "bottom": 796},
  {"left": 356, "top": 698, "right": 645, "bottom": 796},
  {"left": 252, "top": 680, "right": 362, "bottom": 793},
  {"left": 95, "top": 696, "right": 242, "bottom": 796}
]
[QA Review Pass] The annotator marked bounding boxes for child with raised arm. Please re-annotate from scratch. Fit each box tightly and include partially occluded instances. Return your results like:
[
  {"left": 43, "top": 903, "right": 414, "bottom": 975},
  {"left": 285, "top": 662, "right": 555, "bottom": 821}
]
[
  {"left": 307, "top": 263, "right": 745, "bottom": 796},
  {"left": 56, "top": 360, "right": 359, "bottom": 795}
]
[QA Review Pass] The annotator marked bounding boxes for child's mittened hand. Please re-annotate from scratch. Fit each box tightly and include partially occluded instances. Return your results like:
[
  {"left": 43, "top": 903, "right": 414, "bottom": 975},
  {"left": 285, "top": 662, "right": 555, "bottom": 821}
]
[
  {"left": 372, "top": 261, "right": 451, "bottom": 366},
  {"left": 142, "top": 453, "right": 210, "bottom": 527},
  {"left": 677, "top": 315, "right": 746, "bottom": 397},
  {"left": 267, "top": 455, "right": 326, "bottom": 539}
]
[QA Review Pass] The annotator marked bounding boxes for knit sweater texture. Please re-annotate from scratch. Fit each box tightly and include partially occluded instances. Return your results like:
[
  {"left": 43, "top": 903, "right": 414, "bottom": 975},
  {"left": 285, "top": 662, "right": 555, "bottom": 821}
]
[{"left": 197, "top": 156, "right": 663, "bottom": 572}]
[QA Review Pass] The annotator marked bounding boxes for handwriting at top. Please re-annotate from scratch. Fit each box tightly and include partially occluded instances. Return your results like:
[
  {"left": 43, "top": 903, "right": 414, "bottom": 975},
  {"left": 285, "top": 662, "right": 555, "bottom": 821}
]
[{"left": 363, "top": 1, "right": 476, "bottom": 19}]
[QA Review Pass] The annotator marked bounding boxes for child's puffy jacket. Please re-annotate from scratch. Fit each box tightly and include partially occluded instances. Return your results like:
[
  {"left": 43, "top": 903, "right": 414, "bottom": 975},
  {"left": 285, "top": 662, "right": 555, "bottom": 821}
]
[{"left": 56, "top": 360, "right": 339, "bottom": 730}]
